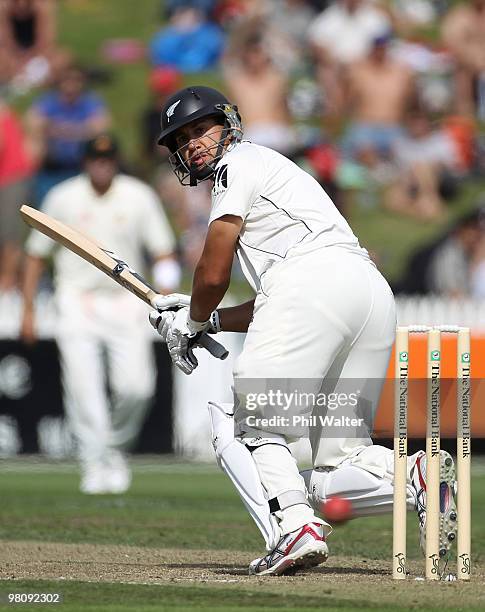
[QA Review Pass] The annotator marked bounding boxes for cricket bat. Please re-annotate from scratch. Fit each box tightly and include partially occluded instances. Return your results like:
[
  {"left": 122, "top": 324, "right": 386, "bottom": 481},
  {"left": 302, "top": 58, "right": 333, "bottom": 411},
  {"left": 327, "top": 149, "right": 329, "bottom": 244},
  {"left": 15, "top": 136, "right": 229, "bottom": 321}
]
[{"left": 20, "top": 204, "right": 228, "bottom": 360}]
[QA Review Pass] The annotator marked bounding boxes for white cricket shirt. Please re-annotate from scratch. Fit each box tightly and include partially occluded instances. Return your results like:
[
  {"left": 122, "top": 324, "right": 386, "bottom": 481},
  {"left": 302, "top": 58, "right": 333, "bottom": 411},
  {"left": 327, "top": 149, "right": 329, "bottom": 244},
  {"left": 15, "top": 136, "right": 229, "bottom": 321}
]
[
  {"left": 209, "top": 142, "right": 366, "bottom": 291},
  {"left": 26, "top": 174, "right": 175, "bottom": 293},
  {"left": 307, "top": 3, "right": 391, "bottom": 63}
]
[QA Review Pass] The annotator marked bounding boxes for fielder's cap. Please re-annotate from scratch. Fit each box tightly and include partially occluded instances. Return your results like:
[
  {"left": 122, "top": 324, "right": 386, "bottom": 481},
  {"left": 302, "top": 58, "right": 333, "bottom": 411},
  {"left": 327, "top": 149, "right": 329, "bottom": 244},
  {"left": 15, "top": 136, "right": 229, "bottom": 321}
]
[{"left": 84, "top": 133, "right": 119, "bottom": 160}]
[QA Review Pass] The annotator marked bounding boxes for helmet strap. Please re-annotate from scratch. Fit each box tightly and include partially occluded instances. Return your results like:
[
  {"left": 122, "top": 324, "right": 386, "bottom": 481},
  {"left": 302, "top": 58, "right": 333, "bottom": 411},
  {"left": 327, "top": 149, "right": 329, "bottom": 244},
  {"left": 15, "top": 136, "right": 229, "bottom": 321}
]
[{"left": 189, "top": 165, "right": 198, "bottom": 186}]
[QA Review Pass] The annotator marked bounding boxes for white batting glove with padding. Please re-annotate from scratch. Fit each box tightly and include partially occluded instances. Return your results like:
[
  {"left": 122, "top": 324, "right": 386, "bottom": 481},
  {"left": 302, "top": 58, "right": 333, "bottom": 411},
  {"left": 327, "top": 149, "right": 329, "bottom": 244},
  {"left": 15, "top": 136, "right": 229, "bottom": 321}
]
[
  {"left": 149, "top": 309, "right": 175, "bottom": 342},
  {"left": 166, "top": 324, "right": 198, "bottom": 375},
  {"left": 150, "top": 307, "right": 211, "bottom": 375},
  {"left": 152, "top": 293, "right": 191, "bottom": 311}
]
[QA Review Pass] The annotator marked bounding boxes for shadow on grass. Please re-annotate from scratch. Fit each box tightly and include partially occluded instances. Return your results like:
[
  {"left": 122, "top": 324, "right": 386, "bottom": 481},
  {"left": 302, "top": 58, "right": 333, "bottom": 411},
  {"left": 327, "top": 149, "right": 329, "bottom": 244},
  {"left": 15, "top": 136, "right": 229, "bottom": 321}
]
[{"left": 163, "top": 562, "right": 388, "bottom": 577}]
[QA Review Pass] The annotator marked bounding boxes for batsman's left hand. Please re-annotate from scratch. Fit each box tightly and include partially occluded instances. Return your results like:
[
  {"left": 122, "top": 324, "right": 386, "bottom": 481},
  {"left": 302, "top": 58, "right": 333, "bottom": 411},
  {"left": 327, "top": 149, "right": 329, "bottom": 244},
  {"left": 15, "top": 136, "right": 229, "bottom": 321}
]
[{"left": 149, "top": 306, "right": 209, "bottom": 375}]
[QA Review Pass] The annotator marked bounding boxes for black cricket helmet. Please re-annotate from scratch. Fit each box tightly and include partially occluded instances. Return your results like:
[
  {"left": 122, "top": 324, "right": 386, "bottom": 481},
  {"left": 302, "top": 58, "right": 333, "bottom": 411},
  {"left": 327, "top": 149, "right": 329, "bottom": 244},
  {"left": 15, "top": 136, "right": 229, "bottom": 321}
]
[{"left": 157, "top": 86, "right": 243, "bottom": 186}]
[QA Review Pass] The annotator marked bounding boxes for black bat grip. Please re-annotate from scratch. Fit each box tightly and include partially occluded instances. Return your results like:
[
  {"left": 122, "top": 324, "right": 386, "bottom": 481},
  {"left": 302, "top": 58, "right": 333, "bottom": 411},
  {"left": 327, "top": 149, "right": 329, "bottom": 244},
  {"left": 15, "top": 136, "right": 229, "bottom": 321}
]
[{"left": 196, "top": 333, "right": 229, "bottom": 360}]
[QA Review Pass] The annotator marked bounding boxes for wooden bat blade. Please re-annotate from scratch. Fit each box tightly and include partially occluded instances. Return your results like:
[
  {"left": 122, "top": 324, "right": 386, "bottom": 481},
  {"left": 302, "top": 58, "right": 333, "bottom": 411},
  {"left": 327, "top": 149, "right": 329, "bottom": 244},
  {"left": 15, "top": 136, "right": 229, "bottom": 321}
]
[
  {"left": 20, "top": 204, "right": 228, "bottom": 360},
  {"left": 20, "top": 204, "right": 155, "bottom": 306}
]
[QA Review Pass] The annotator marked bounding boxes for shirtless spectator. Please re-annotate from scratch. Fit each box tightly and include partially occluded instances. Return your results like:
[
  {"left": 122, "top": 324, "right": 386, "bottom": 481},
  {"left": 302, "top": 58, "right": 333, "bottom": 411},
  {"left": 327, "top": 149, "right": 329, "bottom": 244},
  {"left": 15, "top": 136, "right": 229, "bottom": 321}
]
[
  {"left": 385, "top": 108, "right": 460, "bottom": 220},
  {"left": 441, "top": 0, "right": 485, "bottom": 117},
  {"left": 224, "top": 30, "right": 296, "bottom": 154},
  {"left": 342, "top": 33, "right": 415, "bottom": 166},
  {"left": 0, "top": 0, "right": 69, "bottom": 92},
  {"left": 25, "top": 63, "right": 111, "bottom": 205},
  {"left": 307, "top": 0, "right": 391, "bottom": 114}
]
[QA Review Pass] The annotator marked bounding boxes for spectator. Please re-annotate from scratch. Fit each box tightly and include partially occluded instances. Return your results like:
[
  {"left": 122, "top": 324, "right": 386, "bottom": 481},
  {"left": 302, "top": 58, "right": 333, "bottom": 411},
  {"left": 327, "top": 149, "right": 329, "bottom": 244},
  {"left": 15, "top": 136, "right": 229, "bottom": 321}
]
[
  {"left": 390, "top": 0, "right": 446, "bottom": 35},
  {"left": 214, "top": 0, "right": 269, "bottom": 26},
  {"left": 308, "top": 0, "right": 391, "bottom": 65},
  {"left": 442, "top": 0, "right": 485, "bottom": 117},
  {"left": 21, "top": 134, "right": 180, "bottom": 494},
  {"left": 224, "top": 30, "right": 296, "bottom": 154},
  {"left": 140, "top": 66, "right": 182, "bottom": 177},
  {"left": 149, "top": 5, "right": 224, "bottom": 72},
  {"left": 441, "top": 0, "right": 485, "bottom": 118},
  {"left": 164, "top": 0, "right": 216, "bottom": 19},
  {"left": 308, "top": 0, "right": 392, "bottom": 114},
  {"left": 470, "top": 231, "right": 485, "bottom": 298},
  {"left": 385, "top": 107, "right": 461, "bottom": 220},
  {"left": 394, "top": 208, "right": 485, "bottom": 295},
  {"left": 0, "top": 97, "right": 34, "bottom": 290},
  {"left": 342, "top": 33, "right": 415, "bottom": 165},
  {"left": 427, "top": 209, "right": 484, "bottom": 297},
  {"left": 25, "top": 63, "right": 111, "bottom": 206},
  {"left": 0, "top": 0, "right": 70, "bottom": 92},
  {"left": 441, "top": 0, "right": 485, "bottom": 119},
  {"left": 266, "top": 0, "right": 316, "bottom": 49}
]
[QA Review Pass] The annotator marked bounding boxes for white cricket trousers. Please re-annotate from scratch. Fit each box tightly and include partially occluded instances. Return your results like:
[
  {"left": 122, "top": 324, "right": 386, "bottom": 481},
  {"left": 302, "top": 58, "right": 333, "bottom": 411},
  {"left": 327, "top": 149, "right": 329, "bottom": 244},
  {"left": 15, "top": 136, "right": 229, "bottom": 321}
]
[
  {"left": 234, "top": 245, "right": 396, "bottom": 468},
  {"left": 55, "top": 290, "right": 156, "bottom": 466}
]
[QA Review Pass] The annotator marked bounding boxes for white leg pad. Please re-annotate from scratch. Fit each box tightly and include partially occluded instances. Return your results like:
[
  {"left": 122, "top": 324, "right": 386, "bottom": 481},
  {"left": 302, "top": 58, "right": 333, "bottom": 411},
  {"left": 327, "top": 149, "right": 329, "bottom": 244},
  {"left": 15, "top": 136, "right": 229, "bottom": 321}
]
[
  {"left": 208, "top": 401, "right": 281, "bottom": 550},
  {"left": 246, "top": 440, "right": 330, "bottom": 536},
  {"left": 303, "top": 445, "right": 416, "bottom": 518}
]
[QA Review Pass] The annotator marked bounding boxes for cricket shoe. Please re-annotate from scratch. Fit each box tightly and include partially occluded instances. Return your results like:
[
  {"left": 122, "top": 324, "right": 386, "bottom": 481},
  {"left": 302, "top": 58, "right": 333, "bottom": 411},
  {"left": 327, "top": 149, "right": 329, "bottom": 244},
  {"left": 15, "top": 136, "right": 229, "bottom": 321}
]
[
  {"left": 80, "top": 463, "right": 108, "bottom": 495},
  {"left": 411, "top": 450, "right": 457, "bottom": 558},
  {"left": 248, "top": 522, "right": 328, "bottom": 576},
  {"left": 104, "top": 450, "right": 131, "bottom": 494}
]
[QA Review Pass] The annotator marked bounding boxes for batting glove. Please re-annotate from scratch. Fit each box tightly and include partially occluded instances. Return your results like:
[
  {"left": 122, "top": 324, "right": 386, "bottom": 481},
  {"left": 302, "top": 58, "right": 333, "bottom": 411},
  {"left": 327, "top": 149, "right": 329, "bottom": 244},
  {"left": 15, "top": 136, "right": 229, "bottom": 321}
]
[
  {"left": 150, "top": 307, "right": 211, "bottom": 375},
  {"left": 149, "top": 309, "right": 175, "bottom": 342},
  {"left": 152, "top": 293, "right": 191, "bottom": 311}
]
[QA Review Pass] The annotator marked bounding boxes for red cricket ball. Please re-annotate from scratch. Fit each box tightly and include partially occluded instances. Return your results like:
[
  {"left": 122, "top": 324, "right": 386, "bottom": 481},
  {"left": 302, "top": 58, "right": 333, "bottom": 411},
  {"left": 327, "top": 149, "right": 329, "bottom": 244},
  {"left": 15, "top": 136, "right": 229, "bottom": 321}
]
[{"left": 321, "top": 496, "right": 353, "bottom": 524}]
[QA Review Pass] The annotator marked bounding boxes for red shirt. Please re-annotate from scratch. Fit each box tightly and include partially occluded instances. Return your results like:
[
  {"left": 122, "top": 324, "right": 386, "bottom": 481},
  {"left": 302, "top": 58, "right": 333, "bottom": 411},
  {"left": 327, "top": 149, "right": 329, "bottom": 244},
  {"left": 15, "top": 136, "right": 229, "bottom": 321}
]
[{"left": 0, "top": 108, "right": 34, "bottom": 186}]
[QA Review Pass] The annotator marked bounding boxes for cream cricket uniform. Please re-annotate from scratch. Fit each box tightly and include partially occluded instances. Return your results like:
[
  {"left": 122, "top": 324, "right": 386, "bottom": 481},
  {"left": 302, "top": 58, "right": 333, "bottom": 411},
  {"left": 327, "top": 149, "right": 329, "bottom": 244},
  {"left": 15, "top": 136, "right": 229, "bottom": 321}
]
[
  {"left": 26, "top": 174, "right": 175, "bottom": 467},
  {"left": 209, "top": 142, "right": 396, "bottom": 468}
]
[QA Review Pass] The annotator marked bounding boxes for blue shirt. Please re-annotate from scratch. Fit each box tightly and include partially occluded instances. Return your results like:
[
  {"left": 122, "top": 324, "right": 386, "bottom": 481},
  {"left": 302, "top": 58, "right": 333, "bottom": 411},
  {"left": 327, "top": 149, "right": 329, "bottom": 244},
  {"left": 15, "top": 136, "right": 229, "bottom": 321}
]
[
  {"left": 149, "top": 21, "right": 224, "bottom": 72},
  {"left": 33, "top": 91, "right": 107, "bottom": 169}
]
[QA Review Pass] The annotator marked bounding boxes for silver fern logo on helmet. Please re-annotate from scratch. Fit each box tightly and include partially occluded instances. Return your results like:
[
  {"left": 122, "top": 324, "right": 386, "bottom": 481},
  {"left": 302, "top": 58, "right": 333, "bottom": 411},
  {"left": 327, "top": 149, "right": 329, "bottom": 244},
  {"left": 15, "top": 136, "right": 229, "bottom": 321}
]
[{"left": 166, "top": 100, "right": 181, "bottom": 122}]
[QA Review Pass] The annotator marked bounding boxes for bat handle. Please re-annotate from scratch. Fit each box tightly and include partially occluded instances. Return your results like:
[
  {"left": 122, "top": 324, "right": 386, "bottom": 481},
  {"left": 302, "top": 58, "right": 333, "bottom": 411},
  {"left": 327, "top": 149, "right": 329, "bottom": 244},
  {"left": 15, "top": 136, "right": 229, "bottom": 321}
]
[{"left": 195, "top": 333, "right": 229, "bottom": 360}]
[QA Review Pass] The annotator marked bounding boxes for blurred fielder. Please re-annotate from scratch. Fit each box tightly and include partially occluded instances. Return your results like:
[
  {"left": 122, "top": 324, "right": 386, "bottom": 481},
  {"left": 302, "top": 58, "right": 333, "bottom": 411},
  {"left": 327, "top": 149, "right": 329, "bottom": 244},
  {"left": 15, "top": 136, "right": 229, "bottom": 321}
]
[
  {"left": 21, "top": 134, "right": 180, "bottom": 494},
  {"left": 150, "top": 87, "right": 458, "bottom": 575}
]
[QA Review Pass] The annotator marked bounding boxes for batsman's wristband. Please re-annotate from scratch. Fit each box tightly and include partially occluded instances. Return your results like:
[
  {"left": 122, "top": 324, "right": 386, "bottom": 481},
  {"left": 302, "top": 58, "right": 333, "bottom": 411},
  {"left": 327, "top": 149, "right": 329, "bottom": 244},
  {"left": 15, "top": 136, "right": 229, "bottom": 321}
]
[
  {"left": 209, "top": 310, "right": 221, "bottom": 333},
  {"left": 187, "top": 315, "right": 210, "bottom": 334}
]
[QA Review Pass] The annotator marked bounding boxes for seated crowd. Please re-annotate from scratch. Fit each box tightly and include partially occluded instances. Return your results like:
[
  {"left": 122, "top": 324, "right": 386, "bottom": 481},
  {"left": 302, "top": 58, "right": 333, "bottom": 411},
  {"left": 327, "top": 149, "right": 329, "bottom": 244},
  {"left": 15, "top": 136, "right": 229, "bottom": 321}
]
[{"left": 0, "top": 0, "right": 484, "bottom": 298}]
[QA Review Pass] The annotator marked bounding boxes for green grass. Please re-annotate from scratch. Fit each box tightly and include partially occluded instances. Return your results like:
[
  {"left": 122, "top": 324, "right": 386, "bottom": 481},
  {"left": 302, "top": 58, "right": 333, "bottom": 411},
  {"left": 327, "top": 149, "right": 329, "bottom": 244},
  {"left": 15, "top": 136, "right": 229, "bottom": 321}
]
[
  {"left": 1, "top": 461, "right": 484, "bottom": 562},
  {"left": 3, "top": 579, "right": 483, "bottom": 612},
  {"left": 0, "top": 579, "right": 410, "bottom": 612},
  {"left": 1, "top": 460, "right": 485, "bottom": 611},
  {"left": 349, "top": 179, "right": 485, "bottom": 282},
  {"left": 0, "top": 465, "right": 261, "bottom": 551}
]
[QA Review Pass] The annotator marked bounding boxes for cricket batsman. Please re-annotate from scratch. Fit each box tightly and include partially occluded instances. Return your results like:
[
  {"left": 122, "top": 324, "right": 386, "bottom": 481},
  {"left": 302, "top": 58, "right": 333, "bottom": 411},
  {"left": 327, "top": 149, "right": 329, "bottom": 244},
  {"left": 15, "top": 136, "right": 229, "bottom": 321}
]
[{"left": 149, "top": 86, "right": 458, "bottom": 575}]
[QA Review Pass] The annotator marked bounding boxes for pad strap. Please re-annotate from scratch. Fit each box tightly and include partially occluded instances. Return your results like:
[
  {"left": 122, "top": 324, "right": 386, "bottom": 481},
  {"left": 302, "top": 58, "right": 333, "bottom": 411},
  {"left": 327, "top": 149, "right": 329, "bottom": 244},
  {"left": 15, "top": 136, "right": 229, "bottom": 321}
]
[{"left": 268, "top": 490, "right": 310, "bottom": 513}]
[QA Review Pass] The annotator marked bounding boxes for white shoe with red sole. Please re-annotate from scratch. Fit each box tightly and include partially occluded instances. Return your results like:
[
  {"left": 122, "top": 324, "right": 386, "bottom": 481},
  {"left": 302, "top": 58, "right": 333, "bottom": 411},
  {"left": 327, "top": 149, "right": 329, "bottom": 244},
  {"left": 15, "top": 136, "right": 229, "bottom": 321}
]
[
  {"left": 411, "top": 449, "right": 457, "bottom": 559},
  {"left": 249, "top": 522, "right": 328, "bottom": 576}
]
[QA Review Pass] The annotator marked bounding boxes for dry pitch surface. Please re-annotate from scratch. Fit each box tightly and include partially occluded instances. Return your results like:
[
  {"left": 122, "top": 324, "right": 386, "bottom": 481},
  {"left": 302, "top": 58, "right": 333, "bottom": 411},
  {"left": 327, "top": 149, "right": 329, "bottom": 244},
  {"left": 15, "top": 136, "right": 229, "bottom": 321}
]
[{"left": 1, "top": 459, "right": 484, "bottom": 611}]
